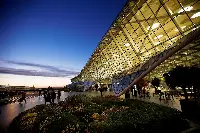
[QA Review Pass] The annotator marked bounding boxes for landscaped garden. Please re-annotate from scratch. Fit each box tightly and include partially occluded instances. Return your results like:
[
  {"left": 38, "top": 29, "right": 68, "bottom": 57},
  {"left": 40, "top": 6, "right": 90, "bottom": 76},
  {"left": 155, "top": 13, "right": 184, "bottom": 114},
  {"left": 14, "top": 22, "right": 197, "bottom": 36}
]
[{"left": 9, "top": 94, "right": 189, "bottom": 133}]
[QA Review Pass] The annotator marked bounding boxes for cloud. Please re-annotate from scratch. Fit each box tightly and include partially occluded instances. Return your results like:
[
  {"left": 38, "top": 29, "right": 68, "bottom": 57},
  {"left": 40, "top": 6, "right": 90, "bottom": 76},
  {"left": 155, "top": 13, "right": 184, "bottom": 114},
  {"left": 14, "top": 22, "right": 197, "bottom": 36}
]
[{"left": 0, "top": 59, "right": 80, "bottom": 77}]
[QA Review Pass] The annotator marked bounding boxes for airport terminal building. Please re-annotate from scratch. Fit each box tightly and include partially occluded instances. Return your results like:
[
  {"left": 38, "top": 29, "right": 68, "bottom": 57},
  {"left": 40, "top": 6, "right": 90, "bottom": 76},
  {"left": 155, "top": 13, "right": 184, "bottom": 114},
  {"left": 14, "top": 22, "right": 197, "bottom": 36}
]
[{"left": 71, "top": 0, "right": 200, "bottom": 93}]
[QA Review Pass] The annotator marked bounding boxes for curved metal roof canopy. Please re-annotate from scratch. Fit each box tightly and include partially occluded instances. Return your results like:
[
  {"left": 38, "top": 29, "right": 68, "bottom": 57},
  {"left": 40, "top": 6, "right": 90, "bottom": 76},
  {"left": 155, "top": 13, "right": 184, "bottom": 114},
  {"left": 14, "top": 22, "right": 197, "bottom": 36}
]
[{"left": 72, "top": 0, "right": 200, "bottom": 83}]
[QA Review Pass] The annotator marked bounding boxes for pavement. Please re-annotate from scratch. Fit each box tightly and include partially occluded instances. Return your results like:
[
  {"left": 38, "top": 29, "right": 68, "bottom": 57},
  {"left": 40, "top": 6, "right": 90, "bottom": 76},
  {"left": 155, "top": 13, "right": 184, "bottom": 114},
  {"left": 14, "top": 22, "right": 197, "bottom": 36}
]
[{"left": 86, "top": 90, "right": 182, "bottom": 111}]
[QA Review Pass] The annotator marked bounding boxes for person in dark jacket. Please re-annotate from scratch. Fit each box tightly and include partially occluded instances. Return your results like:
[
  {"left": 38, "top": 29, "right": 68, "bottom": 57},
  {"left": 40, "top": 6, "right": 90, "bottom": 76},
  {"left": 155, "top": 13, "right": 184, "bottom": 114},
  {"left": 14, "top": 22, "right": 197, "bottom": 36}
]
[
  {"left": 57, "top": 90, "right": 61, "bottom": 99},
  {"left": 51, "top": 90, "right": 56, "bottom": 103},
  {"left": 45, "top": 90, "right": 51, "bottom": 104}
]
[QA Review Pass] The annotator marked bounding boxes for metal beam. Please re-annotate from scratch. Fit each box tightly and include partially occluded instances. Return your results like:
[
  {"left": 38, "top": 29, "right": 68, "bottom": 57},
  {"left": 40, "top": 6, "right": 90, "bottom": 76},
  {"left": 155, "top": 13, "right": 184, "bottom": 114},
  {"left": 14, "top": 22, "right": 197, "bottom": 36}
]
[{"left": 117, "top": 28, "right": 200, "bottom": 96}]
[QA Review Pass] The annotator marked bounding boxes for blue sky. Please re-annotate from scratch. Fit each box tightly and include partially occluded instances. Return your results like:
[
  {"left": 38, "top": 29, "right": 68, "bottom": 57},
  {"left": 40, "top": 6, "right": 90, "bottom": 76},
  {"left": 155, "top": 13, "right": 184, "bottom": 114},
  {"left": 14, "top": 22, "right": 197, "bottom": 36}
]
[{"left": 0, "top": 0, "right": 126, "bottom": 87}]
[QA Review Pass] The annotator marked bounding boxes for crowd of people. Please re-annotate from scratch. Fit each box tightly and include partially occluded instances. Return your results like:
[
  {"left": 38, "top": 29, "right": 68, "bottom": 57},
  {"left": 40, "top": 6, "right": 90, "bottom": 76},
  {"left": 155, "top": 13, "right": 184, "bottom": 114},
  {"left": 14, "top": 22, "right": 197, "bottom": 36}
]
[
  {"left": 17, "top": 89, "right": 62, "bottom": 104},
  {"left": 43, "top": 90, "right": 61, "bottom": 104}
]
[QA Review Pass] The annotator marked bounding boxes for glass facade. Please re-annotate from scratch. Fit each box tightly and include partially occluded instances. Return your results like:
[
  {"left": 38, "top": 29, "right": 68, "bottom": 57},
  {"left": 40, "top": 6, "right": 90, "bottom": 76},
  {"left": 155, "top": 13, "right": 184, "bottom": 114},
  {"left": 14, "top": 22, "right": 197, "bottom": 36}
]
[{"left": 72, "top": 0, "right": 200, "bottom": 83}]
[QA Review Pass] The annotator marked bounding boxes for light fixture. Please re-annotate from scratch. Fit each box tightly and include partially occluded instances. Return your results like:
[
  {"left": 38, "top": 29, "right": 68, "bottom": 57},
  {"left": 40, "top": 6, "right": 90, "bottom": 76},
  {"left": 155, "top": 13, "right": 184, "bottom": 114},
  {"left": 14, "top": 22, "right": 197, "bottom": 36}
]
[
  {"left": 182, "top": 26, "right": 186, "bottom": 29},
  {"left": 156, "top": 47, "right": 160, "bottom": 50},
  {"left": 169, "top": 9, "right": 173, "bottom": 15},
  {"left": 152, "top": 23, "right": 160, "bottom": 29},
  {"left": 174, "top": 26, "right": 186, "bottom": 31},
  {"left": 178, "top": 6, "right": 193, "bottom": 13},
  {"left": 147, "top": 23, "right": 160, "bottom": 30},
  {"left": 191, "top": 12, "right": 200, "bottom": 18},
  {"left": 113, "top": 54, "right": 119, "bottom": 57},
  {"left": 154, "top": 35, "right": 163, "bottom": 39},
  {"left": 174, "top": 29, "right": 179, "bottom": 31},
  {"left": 124, "top": 43, "right": 130, "bottom": 46}
]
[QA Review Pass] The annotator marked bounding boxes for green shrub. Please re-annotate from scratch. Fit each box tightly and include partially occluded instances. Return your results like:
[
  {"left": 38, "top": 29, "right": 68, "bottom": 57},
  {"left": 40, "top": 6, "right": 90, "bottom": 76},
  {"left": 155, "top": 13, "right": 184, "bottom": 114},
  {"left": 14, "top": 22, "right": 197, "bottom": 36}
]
[
  {"left": 65, "top": 94, "right": 92, "bottom": 105},
  {"left": 9, "top": 94, "right": 189, "bottom": 133}
]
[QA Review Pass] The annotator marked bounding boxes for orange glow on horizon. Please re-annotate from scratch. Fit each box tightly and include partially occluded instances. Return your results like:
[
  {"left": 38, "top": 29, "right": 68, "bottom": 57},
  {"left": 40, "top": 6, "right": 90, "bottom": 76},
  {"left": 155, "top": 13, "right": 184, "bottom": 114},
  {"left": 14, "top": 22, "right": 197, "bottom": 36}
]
[{"left": 0, "top": 74, "right": 73, "bottom": 88}]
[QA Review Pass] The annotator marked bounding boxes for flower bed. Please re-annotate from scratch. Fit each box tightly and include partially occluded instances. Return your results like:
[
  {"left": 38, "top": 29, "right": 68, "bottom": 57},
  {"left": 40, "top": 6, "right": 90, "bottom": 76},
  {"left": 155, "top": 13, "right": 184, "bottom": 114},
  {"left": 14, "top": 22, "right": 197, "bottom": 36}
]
[{"left": 9, "top": 94, "right": 189, "bottom": 133}]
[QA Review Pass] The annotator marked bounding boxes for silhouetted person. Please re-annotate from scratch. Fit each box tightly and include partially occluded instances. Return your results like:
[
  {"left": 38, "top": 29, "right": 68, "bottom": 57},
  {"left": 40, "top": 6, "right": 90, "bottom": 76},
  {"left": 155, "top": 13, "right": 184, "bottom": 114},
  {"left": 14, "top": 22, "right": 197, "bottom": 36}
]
[
  {"left": 43, "top": 90, "right": 46, "bottom": 98},
  {"left": 131, "top": 87, "right": 134, "bottom": 96},
  {"left": 99, "top": 88, "right": 103, "bottom": 97},
  {"left": 19, "top": 91, "right": 26, "bottom": 103},
  {"left": 95, "top": 84, "right": 98, "bottom": 91},
  {"left": 134, "top": 89, "right": 137, "bottom": 97},
  {"left": 39, "top": 90, "right": 41, "bottom": 96},
  {"left": 45, "top": 91, "right": 51, "bottom": 104},
  {"left": 57, "top": 90, "right": 61, "bottom": 99},
  {"left": 51, "top": 90, "right": 56, "bottom": 103}
]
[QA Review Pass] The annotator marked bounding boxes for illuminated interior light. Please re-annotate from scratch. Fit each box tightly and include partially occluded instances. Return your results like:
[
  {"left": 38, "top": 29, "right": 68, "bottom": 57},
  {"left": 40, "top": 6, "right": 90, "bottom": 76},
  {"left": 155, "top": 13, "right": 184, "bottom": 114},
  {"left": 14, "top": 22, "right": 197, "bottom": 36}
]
[
  {"left": 154, "top": 35, "right": 163, "bottom": 39},
  {"left": 113, "top": 54, "right": 119, "bottom": 57},
  {"left": 191, "top": 12, "right": 200, "bottom": 18},
  {"left": 192, "top": 27, "right": 196, "bottom": 31},
  {"left": 145, "top": 52, "right": 151, "bottom": 56},
  {"left": 147, "top": 23, "right": 160, "bottom": 30},
  {"left": 171, "top": 37, "right": 177, "bottom": 41},
  {"left": 124, "top": 43, "right": 130, "bottom": 46},
  {"left": 174, "top": 26, "right": 186, "bottom": 31},
  {"left": 175, "top": 29, "right": 179, "bottom": 31},
  {"left": 152, "top": 23, "right": 160, "bottom": 29},
  {"left": 155, "top": 42, "right": 160, "bottom": 45},
  {"left": 178, "top": 6, "right": 193, "bottom": 13},
  {"left": 169, "top": 9, "right": 173, "bottom": 14},
  {"left": 182, "top": 26, "right": 186, "bottom": 29},
  {"left": 141, "top": 49, "right": 145, "bottom": 53}
]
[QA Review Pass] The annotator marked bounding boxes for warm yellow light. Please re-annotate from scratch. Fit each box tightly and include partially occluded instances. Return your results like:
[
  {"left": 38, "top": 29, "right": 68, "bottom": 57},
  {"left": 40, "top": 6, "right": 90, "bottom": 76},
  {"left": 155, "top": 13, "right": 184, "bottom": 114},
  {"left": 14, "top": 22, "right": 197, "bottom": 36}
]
[
  {"left": 124, "top": 43, "right": 130, "bottom": 46},
  {"left": 175, "top": 29, "right": 179, "bottom": 31},
  {"left": 154, "top": 35, "right": 163, "bottom": 39},
  {"left": 147, "top": 23, "right": 160, "bottom": 30},
  {"left": 191, "top": 12, "right": 200, "bottom": 18},
  {"left": 174, "top": 26, "right": 186, "bottom": 31},
  {"left": 152, "top": 23, "right": 160, "bottom": 29},
  {"left": 182, "top": 26, "right": 186, "bottom": 29},
  {"left": 178, "top": 6, "right": 193, "bottom": 13}
]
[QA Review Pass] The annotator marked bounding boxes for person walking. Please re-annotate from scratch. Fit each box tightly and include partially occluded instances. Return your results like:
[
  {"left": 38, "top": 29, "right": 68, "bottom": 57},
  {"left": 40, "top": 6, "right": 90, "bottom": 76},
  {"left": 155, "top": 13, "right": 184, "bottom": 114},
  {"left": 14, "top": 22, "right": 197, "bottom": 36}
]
[
  {"left": 20, "top": 91, "right": 26, "bottom": 103},
  {"left": 45, "top": 90, "right": 51, "bottom": 104},
  {"left": 134, "top": 88, "right": 137, "bottom": 97},
  {"left": 131, "top": 87, "right": 134, "bottom": 96}
]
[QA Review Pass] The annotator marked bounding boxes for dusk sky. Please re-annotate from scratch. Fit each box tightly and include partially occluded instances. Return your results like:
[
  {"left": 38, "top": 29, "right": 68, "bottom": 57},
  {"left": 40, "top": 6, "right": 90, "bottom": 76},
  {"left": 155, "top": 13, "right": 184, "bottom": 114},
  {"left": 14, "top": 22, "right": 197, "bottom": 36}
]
[{"left": 0, "top": 0, "right": 126, "bottom": 87}]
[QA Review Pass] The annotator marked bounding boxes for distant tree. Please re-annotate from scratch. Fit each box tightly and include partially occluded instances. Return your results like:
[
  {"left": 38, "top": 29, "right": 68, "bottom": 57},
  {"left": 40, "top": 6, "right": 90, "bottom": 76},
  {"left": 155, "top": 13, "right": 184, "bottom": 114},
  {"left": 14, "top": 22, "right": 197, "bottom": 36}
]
[
  {"left": 163, "top": 73, "right": 176, "bottom": 90},
  {"left": 151, "top": 77, "right": 160, "bottom": 94},
  {"left": 136, "top": 79, "right": 148, "bottom": 96},
  {"left": 163, "top": 66, "right": 200, "bottom": 101},
  {"left": 190, "top": 67, "right": 200, "bottom": 100},
  {"left": 136, "top": 79, "right": 147, "bottom": 89}
]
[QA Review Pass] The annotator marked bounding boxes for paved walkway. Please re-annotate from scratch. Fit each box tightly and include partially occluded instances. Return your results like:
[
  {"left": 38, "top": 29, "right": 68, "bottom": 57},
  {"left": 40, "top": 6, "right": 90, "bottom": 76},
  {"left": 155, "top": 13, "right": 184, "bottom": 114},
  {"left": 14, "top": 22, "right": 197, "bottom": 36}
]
[{"left": 86, "top": 91, "right": 182, "bottom": 111}]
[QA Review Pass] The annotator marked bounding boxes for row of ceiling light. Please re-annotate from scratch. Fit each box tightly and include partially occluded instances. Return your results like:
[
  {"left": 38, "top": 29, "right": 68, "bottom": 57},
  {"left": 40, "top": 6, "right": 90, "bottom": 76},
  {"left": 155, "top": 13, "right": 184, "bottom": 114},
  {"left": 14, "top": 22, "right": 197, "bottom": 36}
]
[{"left": 123, "top": 5, "right": 199, "bottom": 47}]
